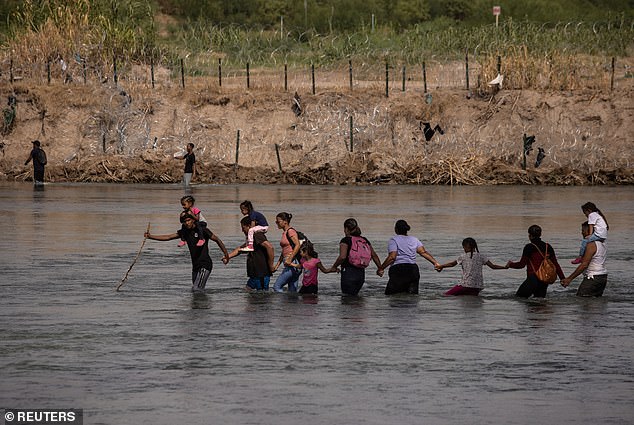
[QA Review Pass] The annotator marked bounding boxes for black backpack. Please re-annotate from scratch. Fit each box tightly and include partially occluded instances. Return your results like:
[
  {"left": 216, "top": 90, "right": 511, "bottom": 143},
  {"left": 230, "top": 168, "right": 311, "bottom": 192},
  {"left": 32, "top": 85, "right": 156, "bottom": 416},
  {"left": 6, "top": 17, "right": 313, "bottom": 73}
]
[
  {"left": 286, "top": 227, "right": 308, "bottom": 261},
  {"left": 36, "top": 148, "right": 47, "bottom": 165}
]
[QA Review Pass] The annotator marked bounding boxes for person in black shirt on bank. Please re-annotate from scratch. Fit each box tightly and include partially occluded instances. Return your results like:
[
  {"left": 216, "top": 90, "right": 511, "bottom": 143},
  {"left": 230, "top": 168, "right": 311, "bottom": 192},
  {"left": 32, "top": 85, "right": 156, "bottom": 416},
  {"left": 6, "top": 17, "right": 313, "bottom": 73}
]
[
  {"left": 176, "top": 143, "right": 196, "bottom": 187},
  {"left": 25, "top": 140, "right": 46, "bottom": 185}
]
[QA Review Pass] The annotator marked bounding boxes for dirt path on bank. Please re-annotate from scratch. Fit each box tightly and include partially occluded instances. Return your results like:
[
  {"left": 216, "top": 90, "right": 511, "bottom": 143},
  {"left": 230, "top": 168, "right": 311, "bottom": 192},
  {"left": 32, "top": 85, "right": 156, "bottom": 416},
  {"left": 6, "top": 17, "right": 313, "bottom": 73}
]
[{"left": 1, "top": 72, "right": 633, "bottom": 185}]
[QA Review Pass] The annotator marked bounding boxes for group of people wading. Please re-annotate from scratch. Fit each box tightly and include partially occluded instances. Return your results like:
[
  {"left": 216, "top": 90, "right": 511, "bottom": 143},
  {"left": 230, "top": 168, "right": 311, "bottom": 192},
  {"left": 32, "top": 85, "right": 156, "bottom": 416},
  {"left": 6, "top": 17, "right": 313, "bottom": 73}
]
[{"left": 144, "top": 198, "right": 609, "bottom": 299}]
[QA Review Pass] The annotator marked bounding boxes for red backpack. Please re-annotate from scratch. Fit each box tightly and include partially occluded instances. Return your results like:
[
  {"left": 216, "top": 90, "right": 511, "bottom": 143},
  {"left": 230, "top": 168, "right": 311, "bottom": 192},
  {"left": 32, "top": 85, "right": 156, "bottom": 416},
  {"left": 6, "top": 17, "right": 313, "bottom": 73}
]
[{"left": 348, "top": 236, "right": 372, "bottom": 268}]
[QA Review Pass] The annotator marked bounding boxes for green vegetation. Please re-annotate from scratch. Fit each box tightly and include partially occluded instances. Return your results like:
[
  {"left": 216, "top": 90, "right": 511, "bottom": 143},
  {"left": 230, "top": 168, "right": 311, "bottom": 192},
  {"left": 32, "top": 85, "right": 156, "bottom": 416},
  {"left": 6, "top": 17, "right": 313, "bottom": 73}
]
[
  {"left": 0, "top": 0, "right": 632, "bottom": 88},
  {"left": 153, "top": 0, "right": 633, "bottom": 31}
]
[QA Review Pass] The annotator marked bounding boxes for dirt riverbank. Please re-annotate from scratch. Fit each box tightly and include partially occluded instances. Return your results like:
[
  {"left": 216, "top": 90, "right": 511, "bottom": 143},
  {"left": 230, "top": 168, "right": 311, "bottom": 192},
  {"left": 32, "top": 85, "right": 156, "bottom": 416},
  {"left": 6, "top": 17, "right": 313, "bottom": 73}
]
[{"left": 1, "top": 73, "right": 633, "bottom": 185}]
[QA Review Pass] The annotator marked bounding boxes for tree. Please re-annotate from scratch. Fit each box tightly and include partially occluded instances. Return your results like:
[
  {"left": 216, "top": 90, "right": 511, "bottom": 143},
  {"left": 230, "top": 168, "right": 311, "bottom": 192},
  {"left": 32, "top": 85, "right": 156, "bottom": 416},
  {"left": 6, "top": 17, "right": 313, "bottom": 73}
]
[
  {"left": 392, "top": 0, "right": 431, "bottom": 28},
  {"left": 444, "top": 0, "right": 473, "bottom": 21}
]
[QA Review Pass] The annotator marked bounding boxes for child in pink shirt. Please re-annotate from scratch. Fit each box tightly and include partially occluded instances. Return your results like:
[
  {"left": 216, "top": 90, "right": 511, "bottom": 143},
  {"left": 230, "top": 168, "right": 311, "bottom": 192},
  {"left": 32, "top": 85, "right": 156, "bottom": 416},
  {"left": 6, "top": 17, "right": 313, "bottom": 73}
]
[
  {"left": 292, "top": 242, "right": 335, "bottom": 294},
  {"left": 178, "top": 195, "right": 207, "bottom": 247}
]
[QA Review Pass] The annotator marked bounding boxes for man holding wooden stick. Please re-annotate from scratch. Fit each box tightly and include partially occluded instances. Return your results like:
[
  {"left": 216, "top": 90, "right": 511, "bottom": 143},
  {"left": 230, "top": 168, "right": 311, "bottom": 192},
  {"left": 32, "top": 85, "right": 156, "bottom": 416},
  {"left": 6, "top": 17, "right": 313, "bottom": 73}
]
[{"left": 145, "top": 213, "right": 229, "bottom": 293}]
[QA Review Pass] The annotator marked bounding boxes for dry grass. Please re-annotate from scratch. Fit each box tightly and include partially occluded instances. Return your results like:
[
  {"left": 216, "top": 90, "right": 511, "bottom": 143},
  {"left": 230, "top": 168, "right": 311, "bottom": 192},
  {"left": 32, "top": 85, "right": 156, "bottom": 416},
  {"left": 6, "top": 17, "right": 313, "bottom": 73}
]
[{"left": 2, "top": 67, "right": 632, "bottom": 186}]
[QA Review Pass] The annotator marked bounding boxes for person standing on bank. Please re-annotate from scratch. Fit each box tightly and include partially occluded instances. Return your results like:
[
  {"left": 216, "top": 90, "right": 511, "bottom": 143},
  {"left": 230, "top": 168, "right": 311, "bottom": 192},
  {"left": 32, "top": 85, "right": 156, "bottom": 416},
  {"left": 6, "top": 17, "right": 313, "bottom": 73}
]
[
  {"left": 376, "top": 219, "right": 441, "bottom": 295},
  {"left": 144, "top": 213, "right": 229, "bottom": 293},
  {"left": 176, "top": 143, "right": 196, "bottom": 187},
  {"left": 227, "top": 216, "right": 276, "bottom": 291},
  {"left": 25, "top": 140, "right": 46, "bottom": 185},
  {"left": 329, "top": 218, "right": 382, "bottom": 296},
  {"left": 562, "top": 221, "right": 608, "bottom": 297},
  {"left": 506, "top": 224, "right": 565, "bottom": 298}
]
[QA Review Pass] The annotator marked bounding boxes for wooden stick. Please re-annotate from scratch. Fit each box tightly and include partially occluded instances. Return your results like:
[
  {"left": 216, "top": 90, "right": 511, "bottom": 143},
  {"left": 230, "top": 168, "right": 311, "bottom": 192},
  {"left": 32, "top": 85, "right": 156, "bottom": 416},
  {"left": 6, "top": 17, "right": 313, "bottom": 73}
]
[
  {"left": 275, "top": 143, "right": 283, "bottom": 172},
  {"left": 116, "top": 222, "right": 150, "bottom": 291}
]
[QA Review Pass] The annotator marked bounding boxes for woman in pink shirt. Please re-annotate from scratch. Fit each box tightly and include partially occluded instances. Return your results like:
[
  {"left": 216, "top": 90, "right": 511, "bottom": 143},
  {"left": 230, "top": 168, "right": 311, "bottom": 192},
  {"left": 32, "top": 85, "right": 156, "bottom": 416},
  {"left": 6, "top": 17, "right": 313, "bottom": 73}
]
[{"left": 272, "top": 212, "right": 302, "bottom": 292}]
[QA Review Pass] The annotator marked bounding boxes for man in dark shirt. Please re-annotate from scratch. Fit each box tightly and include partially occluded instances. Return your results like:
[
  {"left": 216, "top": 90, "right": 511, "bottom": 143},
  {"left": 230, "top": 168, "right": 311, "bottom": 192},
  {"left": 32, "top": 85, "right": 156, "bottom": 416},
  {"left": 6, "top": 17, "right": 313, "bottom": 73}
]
[
  {"left": 227, "top": 216, "right": 275, "bottom": 291},
  {"left": 177, "top": 143, "right": 196, "bottom": 187},
  {"left": 25, "top": 140, "right": 46, "bottom": 185},
  {"left": 145, "top": 214, "right": 229, "bottom": 293}
]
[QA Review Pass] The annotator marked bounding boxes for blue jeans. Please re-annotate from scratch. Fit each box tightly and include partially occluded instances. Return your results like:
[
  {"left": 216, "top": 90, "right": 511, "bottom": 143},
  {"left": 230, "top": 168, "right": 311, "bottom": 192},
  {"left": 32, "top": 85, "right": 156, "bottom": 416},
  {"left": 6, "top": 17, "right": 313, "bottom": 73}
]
[
  {"left": 246, "top": 276, "right": 270, "bottom": 291},
  {"left": 273, "top": 265, "right": 301, "bottom": 293},
  {"left": 579, "top": 233, "right": 605, "bottom": 256}
]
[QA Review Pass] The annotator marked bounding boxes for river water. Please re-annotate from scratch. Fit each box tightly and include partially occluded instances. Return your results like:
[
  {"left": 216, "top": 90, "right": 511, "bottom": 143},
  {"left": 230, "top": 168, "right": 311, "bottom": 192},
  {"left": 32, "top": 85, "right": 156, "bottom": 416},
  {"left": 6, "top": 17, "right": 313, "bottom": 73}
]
[{"left": 1, "top": 182, "right": 633, "bottom": 425}]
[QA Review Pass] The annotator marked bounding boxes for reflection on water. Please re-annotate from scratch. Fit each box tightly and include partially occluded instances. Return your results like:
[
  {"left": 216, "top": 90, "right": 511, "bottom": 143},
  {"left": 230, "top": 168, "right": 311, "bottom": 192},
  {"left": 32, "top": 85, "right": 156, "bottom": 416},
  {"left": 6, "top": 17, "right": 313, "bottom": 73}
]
[{"left": 0, "top": 182, "right": 633, "bottom": 425}]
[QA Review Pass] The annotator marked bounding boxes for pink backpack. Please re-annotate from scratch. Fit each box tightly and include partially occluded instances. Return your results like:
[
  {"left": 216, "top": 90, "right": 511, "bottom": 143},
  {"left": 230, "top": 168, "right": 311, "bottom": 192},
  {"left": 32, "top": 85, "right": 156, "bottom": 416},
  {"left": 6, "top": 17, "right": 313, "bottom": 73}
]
[{"left": 348, "top": 236, "right": 372, "bottom": 268}]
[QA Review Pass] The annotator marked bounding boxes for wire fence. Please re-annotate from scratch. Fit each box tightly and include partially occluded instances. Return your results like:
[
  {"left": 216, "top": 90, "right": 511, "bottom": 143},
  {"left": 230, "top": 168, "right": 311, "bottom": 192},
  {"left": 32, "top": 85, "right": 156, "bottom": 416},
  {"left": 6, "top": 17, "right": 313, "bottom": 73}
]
[
  {"left": 0, "top": 52, "right": 623, "bottom": 93},
  {"left": 1, "top": 51, "right": 630, "bottom": 184}
]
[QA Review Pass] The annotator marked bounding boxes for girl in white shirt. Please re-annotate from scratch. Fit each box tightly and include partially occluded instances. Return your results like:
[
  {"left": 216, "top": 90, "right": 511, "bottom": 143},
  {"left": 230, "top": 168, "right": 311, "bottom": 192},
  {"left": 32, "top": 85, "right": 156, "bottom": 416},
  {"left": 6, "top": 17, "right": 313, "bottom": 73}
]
[
  {"left": 437, "top": 237, "right": 507, "bottom": 296},
  {"left": 572, "top": 202, "right": 609, "bottom": 264}
]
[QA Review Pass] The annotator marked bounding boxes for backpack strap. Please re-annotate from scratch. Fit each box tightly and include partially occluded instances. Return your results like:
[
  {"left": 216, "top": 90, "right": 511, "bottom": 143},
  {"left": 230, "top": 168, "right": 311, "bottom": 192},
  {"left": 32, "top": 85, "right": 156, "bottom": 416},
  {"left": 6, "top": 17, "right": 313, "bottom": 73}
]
[
  {"left": 285, "top": 227, "right": 302, "bottom": 263},
  {"left": 286, "top": 227, "right": 299, "bottom": 249},
  {"left": 529, "top": 242, "right": 547, "bottom": 274},
  {"left": 530, "top": 242, "right": 548, "bottom": 259}
]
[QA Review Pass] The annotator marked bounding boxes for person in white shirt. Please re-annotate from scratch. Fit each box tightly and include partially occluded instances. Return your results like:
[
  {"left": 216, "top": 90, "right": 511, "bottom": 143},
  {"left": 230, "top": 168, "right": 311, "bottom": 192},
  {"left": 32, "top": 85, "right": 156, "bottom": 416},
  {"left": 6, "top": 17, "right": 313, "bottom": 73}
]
[
  {"left": 572, "top": 202, "right": 608, "bottom": 264},
  {"left": 436, "top": 237, "right": 507, "bottom": 296},
  {"left": 563, "top": 221, "right": 608, "bottom": 297}
]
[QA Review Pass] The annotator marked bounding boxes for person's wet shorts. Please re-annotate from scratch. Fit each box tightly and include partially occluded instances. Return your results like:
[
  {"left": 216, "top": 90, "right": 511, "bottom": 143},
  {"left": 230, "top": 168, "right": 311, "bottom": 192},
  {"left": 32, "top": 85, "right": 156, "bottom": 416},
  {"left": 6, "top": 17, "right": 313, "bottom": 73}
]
[{"left": 577, "top": 274, "right": 608, "bottom": 297}]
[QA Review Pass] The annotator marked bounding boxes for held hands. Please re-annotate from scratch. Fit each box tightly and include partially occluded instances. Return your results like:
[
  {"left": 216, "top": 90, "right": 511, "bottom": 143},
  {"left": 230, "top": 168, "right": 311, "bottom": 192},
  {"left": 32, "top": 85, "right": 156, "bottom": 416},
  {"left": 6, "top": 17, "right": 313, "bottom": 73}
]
[
  {"left": 222, "top": 255, "right": 230, "bottom": 265},
  {"left": 376, "top": 268, "right": 384, "bottom": 277},
  {"left": 561, "top": 277, "right": 571, "bottom": 288},
  {"left": 435, "top": 264, "right": 443, "bottom": 272}
]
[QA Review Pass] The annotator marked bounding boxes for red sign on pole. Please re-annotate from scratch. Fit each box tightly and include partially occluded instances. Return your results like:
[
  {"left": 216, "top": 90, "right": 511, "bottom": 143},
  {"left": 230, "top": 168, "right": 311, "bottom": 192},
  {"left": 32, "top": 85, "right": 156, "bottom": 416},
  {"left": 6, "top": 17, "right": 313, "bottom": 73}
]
[{"left": 493, "top": 6, "right": 501, "bottom": 16}]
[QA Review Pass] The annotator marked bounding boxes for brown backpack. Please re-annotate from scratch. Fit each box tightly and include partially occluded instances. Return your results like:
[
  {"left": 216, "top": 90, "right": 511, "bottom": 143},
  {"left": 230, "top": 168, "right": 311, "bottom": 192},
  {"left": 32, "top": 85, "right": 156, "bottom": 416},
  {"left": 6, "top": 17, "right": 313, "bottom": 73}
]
[{"left": 530, "top": 243, "right": 557, "bottom": 284}]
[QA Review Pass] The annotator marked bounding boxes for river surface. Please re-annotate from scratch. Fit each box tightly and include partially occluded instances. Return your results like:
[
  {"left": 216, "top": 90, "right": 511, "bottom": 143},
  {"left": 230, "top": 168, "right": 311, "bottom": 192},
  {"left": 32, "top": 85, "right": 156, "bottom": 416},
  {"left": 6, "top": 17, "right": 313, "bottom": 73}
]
[{"left": 1, "top": 182, "right": 633, "bottom": 425}]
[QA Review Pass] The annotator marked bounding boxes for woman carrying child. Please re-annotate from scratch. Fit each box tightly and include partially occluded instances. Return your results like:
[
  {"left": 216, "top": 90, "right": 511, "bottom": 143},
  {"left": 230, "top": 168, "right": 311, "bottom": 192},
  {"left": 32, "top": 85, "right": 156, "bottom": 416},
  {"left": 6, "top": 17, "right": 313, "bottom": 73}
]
[
  {"left": 436, "top": 237, "right": 507, "bottom": 296},
  {"left": 239, "top": 200, "right": 269, "bottom": 252}
]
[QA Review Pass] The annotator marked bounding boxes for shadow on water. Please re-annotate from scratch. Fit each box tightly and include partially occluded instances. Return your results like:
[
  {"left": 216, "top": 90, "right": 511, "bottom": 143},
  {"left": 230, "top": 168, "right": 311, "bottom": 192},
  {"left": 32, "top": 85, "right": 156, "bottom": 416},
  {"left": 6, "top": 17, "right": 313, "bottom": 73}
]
[
  {"left": 190, "top": 292, "right": 210, "bottom": 309},
  {"left": 386, "top": 294, "right": 422, "bottom": 308},
  {"left": 299, "top": 294, "right": 319, "bottom": 304},
  {"left": 340, "top": 294, "right": 367, "bottom": 307},
  {"left": 244, "top": 291, "right": 275, "bottom": 307},
  {"left": 443, "top": 293, "right": 485, "bottom": 308}
]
